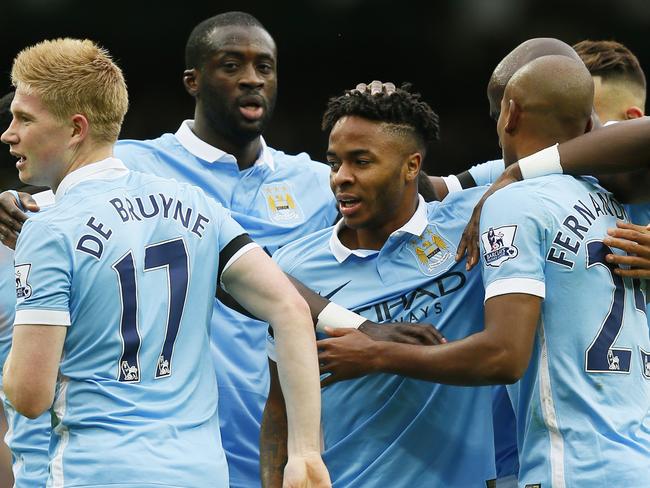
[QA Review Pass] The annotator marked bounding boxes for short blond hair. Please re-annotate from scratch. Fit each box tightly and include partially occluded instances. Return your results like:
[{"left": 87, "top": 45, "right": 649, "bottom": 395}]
[{"left": 11, "top": 38, "right": 129, "bottom": 144}]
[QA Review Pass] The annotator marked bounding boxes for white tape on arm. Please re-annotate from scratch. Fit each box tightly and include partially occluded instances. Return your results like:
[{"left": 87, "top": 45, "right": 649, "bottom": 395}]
[
  {"left": 315, "top": 302, "right": 366, "bottom": 333},
  {"left": 518, "top": 143, "right": 562, "bottom": 180}
]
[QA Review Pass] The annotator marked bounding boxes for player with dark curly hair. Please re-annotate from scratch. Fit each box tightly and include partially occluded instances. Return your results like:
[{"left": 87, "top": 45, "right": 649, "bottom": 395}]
[{"left": 261, "top": 83, "right": 499, "bottom": 487}]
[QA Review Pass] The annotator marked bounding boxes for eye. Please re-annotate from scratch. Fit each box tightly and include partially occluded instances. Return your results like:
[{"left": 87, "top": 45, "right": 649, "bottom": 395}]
[
  {"left": 326, "top": 160, "right": 341, "bottom": 171},
  {"left": 356, "top": 159, "right": 371, "bottom": 166},
  {"left": 257, "top": 63, "right": 274, "bottom": 74},
  {"left": 222, "top": 61, "right": 239, "bottom": 72}
]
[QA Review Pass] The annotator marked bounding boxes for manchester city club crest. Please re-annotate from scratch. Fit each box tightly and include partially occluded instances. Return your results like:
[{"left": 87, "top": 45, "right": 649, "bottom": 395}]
[
  {"left": 481, "top": 225, "right": 519, "bottom": 267},
  {"left": 408, "top": 226, "right": 451, "bottom": 275},
  {"left": 262, "top": 183, "right": 304, "bottom": 224},
  {"left": 15, "top": 263, "right": 33, "bottom": 300}
]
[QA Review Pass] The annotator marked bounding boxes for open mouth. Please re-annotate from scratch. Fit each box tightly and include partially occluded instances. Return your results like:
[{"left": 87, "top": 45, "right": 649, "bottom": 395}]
[
  {"left": 337, "top": 196, "right": 362, "bottom": 215},
  {"left": 238, "top": 95, "right": 265, "bottom": 121},
  {"left": 10, "top": 151, "right": 26, "bottom": 168}
]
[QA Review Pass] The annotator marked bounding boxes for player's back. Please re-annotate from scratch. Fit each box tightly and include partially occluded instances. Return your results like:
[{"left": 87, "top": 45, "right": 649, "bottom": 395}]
[
  {"left": 17, "top": 166, "right": 237, "bottom": 487},
  {"left": 482, "top": 175, "right": 650, "bottom": 487}
]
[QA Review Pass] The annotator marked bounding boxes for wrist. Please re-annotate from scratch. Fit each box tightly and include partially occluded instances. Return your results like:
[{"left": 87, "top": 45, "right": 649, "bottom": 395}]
[
  {"left": 367, "top": 339, "right": 386, "bottom": 374},
  {"left": 518, "top": 143, "right": 562, "bottom": 179}
]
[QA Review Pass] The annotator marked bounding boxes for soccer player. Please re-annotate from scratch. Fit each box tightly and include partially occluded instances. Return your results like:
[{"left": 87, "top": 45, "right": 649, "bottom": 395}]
[
  {"left": 574, "top": 39, "right": 646, "bottom": 123},
  {"left": 261, "top": 86, "right": 497, "bottom": 487},
  {"left": 0, "top": 38, "right": 329, "bottom": 487},
  {"left": 477, "top": 55, "right": 650, "bottom": 486},
  {"left": 0, "top": 12, "right": 338, "bottom": 487},
  {"left": 0, "top": 91, "right": 53, "bottom": 488}
]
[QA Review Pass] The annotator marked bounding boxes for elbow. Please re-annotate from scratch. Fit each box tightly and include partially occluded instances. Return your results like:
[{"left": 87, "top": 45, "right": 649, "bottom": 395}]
[
  {"left": 481, "top": 345, "right": 528, "bottom": 385},
  {"left": 268, "top": 293, "right": 312, "bottom": 334},
  {"left": 4, "top": 379, "right": 52, "bottom": 419},
  {"left": 15, "top": 402, "right": 48, "bottom": 420}
]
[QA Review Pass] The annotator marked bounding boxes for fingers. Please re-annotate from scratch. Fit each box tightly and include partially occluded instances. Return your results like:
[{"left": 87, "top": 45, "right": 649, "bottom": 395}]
[
  {"left": 0, "top": 223, "right": 18, "bottom": 250},
  {"left": 429, "top": 327, "right": 447, "bottom": 345},
  {"left": 18, "top": 192, "right": 39, "bottom": 212},
  {"left": 349, "top": 81, "right": 396, "bottom": 96},
  {"left": 607, "top": 253, "right": 650, "bottom": 269},
  {"left": 604, "top": 236, "right": 650, "bottom": 258},
  {"left": 613, "top": 267, "right": 650, "bottom": 278},
  {"left": 612, "top": 220, "right": 649, "bottom": 233}
]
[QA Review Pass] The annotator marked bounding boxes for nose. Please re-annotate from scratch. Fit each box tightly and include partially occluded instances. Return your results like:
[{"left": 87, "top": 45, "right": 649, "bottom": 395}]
[
  {"left": 239, "top": 63, "right": 264, "bottom": 89},
  {"left": 1, "top": 121, "right": 18, "bottom": 145},
  {"left": 331, "top": 161, "right": 355, "bottom": 189}
]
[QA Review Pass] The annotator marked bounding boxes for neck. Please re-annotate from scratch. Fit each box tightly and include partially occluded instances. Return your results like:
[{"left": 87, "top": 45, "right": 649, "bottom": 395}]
[
  {"left": 51, "top": 143, "right": 113, "bottom": 193},
  {"left": 192, "top": 110, "right": 262, "bottom": 170},
  {"left": 339, "top": 196, "right": 419, "bottom": 251},
  {"left": 511, "top": 128, "right": 581, "bottom": 163}
]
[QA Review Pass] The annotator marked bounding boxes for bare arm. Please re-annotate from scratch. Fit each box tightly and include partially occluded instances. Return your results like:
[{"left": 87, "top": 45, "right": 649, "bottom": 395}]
[
  {"left": 556, "top": 117, "right": 650, "bottom": 177},
  {"left": 319, "top": 294, "right": 540, "bottom": 386},
  {"left": 3, "top": 325, "right": 66, "bottom": 418},
  {"left": 260, "top": 360, "right": 288, "bottom": 488},
  {"left": 222, "top": 247, "right": 330, "bottom": 487}
]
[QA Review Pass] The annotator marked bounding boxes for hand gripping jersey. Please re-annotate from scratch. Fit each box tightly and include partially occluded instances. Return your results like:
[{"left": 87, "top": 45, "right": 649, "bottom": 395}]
[
  {"left": 14, "top": 159, "right": 255, "bottom": 488},
  {"left": 480, "top": 175, "right": 650, "bottom": 487},
  {"left": 114, "top": 121, "right": 337, "bottom": 487},
  {"left": 270, "top": 191, "right": 496, "bottom": 487}
]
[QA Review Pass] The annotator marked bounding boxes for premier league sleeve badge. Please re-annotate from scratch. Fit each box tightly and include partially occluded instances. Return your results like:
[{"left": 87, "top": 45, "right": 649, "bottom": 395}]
[{"left": 481, "top": 225, "right": 519, "bottom": 267}]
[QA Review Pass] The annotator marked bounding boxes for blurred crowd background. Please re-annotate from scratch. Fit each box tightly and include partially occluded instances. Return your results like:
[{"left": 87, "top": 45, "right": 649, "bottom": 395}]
[{"left": 1, "top": 0, "right": 648, "bottom": 185}]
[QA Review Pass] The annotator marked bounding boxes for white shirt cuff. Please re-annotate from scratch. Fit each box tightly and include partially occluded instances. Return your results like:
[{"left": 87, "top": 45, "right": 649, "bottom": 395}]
[
  {"left": 14, "top": 309, "right": 71, "bottom": 326},
  {"left": 484, "top": 278, "right": 545, "bottom": 301},
  {"left": 442, "top": 175, "right": 463, "bottom": 193}
]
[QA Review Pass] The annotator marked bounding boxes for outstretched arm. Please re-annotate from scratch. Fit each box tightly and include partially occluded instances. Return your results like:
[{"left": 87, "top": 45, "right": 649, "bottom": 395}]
[
  {"left": 222, "top": 247, "right": 330, "bottom": 487},
  {"left": 457, "top": 117, "right": 650, "bottom": 269},
  {"left": 220, "top": 274, "right": 445, "bottom": 344},
  {"left": 319, "top": 294, "right": 540, "bottom": 386}
]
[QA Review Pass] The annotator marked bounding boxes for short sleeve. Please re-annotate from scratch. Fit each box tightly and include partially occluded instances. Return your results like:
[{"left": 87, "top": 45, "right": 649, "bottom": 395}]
[
  {"left": 479, "top": 185, "right": 548, "bottom": 301},
  {"left": 211, "top": 202, "right": 260, "bottom": 280},
  {"left": 14, "top": 220, "right": 72, "bottom": 326},
  {"left": 469, "top": 159, "right": 506, "bottom": 186}
]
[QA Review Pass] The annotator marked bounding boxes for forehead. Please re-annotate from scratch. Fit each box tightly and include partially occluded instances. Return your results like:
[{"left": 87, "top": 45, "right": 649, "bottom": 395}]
[
  {"left": 11, "top": 89, "right": 48, "bottom": 115},
  {"left": 206, "top": 25, "right": 276, "bottom": 57},
  {"left": 328, "top": 116, "right": 401, "bottom": 150}
]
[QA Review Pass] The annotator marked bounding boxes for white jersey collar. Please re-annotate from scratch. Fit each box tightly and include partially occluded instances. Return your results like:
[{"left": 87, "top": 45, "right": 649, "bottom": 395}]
[
  {"left": 329, "top": 195, "right": 428, "bottom": 263},
  {"left": 175, "top": 119, "right": 275, "bottom": 170},
  {"left": 55, "top": 157, "right": 129, "bottom": 202}
]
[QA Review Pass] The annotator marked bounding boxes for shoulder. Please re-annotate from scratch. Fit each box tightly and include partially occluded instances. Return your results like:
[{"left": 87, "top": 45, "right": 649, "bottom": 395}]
[
  {"left": 269, "top": 148, "right": 330, "bottom": 176},
  {"left": 272, "top": 226, "right": 333, "bottom": 272},
  {"left": 436, "top": 186, "right": 488, "bottom": 220},
  {"left": 467, "top": 158, "right": 505, "bottom": 185},
  {"left": 115, "top": 134, "right": 178, "bottom": 164}
]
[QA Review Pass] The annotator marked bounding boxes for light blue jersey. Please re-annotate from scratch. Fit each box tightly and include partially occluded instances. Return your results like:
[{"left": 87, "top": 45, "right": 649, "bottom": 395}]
[
  {"left": 0, "top": 191, "right": 54, "bottom": 488},
  {"left": 114, "top": 121, "right": 336, "bottom": 487},
  {"left": 271, "top": 191, "right": 496, "bottom": 487},
  {"left": 468, "top": 159, "right": 505, "bottom": 187},
  {"left": 14, "top": 158, "right": 253, "bottom": 488},
  {"left": 480, "top": 175, "right": 650, "bottom": 487},
  {"left": 467, "top": 155, "right": 650, "bottom": 331}
]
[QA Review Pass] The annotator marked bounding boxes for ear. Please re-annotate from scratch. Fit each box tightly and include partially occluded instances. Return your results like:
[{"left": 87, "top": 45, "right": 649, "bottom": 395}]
[
  {"left": 404, "top": 152, "right": 422, "bottom": 183},
  {"left": 69, "top": 114, "right": 90, "bottom": 145},
  {"left": 183, "top": 69, "right": 200, "bottom": 97},
  {"left": 503, "top": 99, "right": 520, "bottom": 134},
  {"left": 625, "top": 106, "right": 644, "bottom": 120}
]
